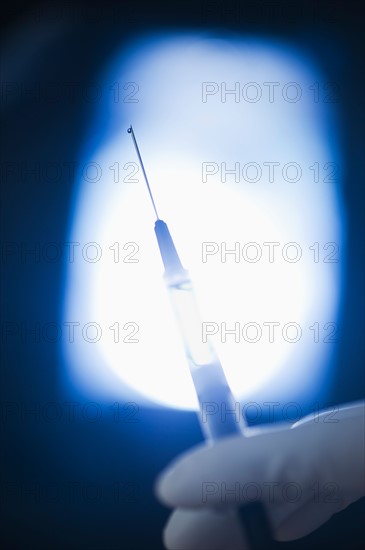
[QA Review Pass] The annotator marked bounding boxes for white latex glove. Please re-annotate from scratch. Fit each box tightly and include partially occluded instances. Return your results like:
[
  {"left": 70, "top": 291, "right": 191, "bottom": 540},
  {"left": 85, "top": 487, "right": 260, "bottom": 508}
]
[{"left": 155, "top": 401, "right": 365, "bottom": 549}]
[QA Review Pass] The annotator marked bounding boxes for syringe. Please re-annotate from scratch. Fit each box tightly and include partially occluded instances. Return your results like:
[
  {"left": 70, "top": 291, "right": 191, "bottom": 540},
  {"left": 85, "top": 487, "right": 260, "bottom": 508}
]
[
  {"left": 127, "top": 124, "right": 245, "bottom": 440},
  {"left": 127, "top": 126, "right": 273, "bottom": 548}
]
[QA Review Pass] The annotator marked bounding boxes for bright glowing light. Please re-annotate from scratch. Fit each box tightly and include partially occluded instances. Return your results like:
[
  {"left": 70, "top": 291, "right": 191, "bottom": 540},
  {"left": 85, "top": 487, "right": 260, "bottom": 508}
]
[{"left": 63, "top": 32, "right": 345, "bottom": 409}]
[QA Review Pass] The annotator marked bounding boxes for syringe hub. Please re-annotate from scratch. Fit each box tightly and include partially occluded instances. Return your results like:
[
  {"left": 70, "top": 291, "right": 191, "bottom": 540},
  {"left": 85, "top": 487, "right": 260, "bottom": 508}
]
[{"left": 154, "top": 219, "right": 188, "bottom": 283}]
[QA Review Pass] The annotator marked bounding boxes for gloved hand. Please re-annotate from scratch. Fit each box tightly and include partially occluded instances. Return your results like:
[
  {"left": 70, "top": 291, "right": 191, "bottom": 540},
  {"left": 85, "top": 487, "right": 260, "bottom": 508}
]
[{"left": 155, "top": 401, "right": 365, "bottom": 549}]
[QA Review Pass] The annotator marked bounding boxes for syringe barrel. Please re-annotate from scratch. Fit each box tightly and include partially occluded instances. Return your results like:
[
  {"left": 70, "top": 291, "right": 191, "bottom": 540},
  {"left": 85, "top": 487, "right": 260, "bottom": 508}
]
[
  {"left": 154, "top": 218, "right": 245, "bottom": 441},
  {"left": 165, "top": 276, "right": 245, "bottom": 442}
]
